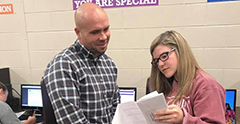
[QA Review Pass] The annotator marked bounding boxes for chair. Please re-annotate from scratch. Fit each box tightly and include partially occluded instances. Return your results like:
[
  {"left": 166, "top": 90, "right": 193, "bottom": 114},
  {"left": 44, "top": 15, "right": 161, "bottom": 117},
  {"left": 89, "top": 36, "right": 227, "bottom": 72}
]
[
  {"left": 146, "top": 77, "right": 150, "bottom": 94},
  {"left": 41, "top": 80, "right": 57, "bottom": 124}
]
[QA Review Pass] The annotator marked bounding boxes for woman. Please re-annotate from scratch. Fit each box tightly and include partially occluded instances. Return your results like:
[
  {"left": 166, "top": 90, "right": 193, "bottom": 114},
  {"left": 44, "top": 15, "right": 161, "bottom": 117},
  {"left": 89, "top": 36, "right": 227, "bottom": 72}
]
[
  {"left": 149, "top": 30, "right": 226, "bottom": 123},
  {"left": 0, "top": 82, "right": 36, "bottom": 124}
]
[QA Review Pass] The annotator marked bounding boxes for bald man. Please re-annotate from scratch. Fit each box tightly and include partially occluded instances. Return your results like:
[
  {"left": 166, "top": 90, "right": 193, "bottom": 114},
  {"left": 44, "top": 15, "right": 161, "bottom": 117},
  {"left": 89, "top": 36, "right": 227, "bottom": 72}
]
[{"left": 42, "top": 3, "right": 120, "bottom": 123}]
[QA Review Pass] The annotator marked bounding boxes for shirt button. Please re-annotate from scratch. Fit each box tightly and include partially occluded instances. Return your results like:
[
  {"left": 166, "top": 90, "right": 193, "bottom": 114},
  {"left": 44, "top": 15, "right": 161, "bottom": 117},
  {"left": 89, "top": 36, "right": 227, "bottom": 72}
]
[{"left": 104, "top": 94, "right": 107, "bottom": 98}]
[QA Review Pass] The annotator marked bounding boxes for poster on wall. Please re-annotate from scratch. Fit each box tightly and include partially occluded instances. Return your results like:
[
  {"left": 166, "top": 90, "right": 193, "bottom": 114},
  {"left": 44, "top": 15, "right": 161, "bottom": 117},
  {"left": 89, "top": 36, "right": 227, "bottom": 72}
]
[
  {"left": 73, "top": 0, "right": 158, "bottom": 9},
  {"left": 0, "top": 4, "right": 14, "bottom": 14}
]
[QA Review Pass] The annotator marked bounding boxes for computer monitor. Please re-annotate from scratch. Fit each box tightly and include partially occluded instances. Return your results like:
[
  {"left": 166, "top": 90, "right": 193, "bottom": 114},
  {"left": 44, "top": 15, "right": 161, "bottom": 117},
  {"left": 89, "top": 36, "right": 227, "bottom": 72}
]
[
  {"left": 119, "top": 87, "right": 137, "bottom": 103},
  {"left": 21, "top": 84, "right": 43, "bottom": 110},
  {"left": 225, "top": 89, "right": 237, "bottom": 124},
  {"left": 226, "top": 89, "right": 236, "bottom": 112}
]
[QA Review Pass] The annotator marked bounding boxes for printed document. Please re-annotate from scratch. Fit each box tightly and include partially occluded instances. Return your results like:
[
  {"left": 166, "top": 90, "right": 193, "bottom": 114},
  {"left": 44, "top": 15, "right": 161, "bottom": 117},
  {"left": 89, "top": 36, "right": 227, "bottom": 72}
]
[{"left": 112, "top": 91, "right": 169, "bottom": 124}]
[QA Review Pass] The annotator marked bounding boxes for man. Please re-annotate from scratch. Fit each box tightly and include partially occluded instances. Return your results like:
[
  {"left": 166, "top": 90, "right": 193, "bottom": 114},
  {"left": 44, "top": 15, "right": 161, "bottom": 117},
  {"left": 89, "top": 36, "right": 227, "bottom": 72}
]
[{"left": 42, "top": 3, "right": 120, "bottom": 123}]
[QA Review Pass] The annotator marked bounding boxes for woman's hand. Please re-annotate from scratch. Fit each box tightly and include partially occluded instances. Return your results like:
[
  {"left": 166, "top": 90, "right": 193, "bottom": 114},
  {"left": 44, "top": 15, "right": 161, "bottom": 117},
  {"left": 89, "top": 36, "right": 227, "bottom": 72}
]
[{"left": 154, "top": 104, "right": 184, "bottom": 123}]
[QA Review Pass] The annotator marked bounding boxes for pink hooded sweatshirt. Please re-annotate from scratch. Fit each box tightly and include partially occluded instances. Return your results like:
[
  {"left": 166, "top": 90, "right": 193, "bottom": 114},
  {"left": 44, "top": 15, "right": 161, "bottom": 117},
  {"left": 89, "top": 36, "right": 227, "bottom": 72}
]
[{"left": 166, "top": 70, "right": 226, "bottom": 124}]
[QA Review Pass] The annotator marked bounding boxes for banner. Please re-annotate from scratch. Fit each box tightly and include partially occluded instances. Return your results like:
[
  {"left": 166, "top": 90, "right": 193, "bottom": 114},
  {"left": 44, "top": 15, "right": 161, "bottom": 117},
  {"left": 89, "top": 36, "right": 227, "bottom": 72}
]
[
  {"left": 0, "top": 4, "right": 14, "bottom": 14},
  {"left": 208, "top": 0, "right": 240, "bottom": 2},
  {"left": 73, "top": 0, "right": 158, "bottom": 9}
]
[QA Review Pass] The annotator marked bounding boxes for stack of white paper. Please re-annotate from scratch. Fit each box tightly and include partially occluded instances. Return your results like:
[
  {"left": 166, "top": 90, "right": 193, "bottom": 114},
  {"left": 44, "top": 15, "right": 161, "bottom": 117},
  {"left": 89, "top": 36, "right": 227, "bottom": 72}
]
[{"left": 112, "top": 91, "right": 169, "bottom": 124}]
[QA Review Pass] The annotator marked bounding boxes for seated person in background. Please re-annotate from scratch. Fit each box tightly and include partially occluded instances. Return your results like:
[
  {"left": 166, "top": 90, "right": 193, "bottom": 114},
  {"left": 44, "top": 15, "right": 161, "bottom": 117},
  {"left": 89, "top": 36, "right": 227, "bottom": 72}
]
[
  {"left": 149, "top": 30, "right": 226, "bottom": 123},
  {"left": 41, "top": 3, "right": 120, "bottom": 123},
  {"left": 225, "top": 103, "right": 236, "bottom": 124},
  {"left": 0, "top": 82, "right": 36, "bottom": 124}
]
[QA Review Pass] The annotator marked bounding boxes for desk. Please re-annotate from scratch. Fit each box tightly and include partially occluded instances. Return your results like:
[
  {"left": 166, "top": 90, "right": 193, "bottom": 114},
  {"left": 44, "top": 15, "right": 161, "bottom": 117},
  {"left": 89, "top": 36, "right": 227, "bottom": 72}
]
[
  {"left": 15, "top": 110, "right": 43, "bottom": 123},
  {"left": 15, "top": 111, "right": 25, "bottom": 118}
]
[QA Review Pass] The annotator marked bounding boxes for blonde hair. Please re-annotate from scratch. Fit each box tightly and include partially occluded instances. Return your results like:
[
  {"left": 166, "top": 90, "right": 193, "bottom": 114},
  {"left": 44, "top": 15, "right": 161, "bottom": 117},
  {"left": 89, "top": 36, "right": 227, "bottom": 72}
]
[{"left": 149, "top": 30, "right": 201, "bottom": 103}]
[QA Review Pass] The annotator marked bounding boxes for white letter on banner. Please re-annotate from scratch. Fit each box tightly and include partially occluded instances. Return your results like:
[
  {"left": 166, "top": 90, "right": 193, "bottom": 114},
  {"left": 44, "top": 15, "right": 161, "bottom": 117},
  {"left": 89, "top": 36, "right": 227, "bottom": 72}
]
[
  {"left": 0, "top": 6, "right": 11, "bottom": 12},
  {"left": 116, "top": 0, "right": 121, "bottom": 6},
  {"left": 95, "top": 0, "right": 102, "bottom": 6},
  {"left": 108, "top": 0, "right": 113, "bottom": 6},
  {"left": 87, "top": 0, "right": 93, "bottom": 2},
  {"left": 120, "top": 0, "right": 127, "bottom": 6},
  {"left": 126, "top": 0, "right": 132, "bottom": 5},
  {"left": 74, "top": 1, "right": 81, "bottom": 8},
  {"left": 80, "top": 0, "right": 87, "bottom": 4},
  {"left": 132, "top": 0, "right": 139, "bottom": 5},
  {"left": 101, "top": 0, "right": 109, "bottom": 7},
  {"left": 142, "top": 0, "right": 149, "bottom": 4},
  {"left": 5, "top": 6, "right": 11, "bottom": 12},
  {"left": 150, "top": 0, "right": 156, "bottom": 4}
]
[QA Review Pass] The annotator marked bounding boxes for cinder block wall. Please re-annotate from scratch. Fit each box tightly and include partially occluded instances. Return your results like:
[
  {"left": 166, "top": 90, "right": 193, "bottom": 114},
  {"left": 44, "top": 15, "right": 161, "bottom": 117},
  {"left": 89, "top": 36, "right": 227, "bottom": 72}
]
[{"left": 0, "top": 0, "right": 240, "bottom": 106}]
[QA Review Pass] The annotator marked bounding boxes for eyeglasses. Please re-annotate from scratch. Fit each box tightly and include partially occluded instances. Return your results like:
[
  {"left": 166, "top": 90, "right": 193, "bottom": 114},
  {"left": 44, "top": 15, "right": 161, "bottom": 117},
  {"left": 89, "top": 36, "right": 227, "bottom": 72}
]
[{"left": 151, "top": 48, "right": 175, "bottom": 66}]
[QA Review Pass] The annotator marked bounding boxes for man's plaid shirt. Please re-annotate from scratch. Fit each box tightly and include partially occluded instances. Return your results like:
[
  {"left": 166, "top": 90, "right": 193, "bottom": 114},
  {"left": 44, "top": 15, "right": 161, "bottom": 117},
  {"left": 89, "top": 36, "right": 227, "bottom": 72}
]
[{"left": 42, "top": 40, "right": 120, "bottom": 124}]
